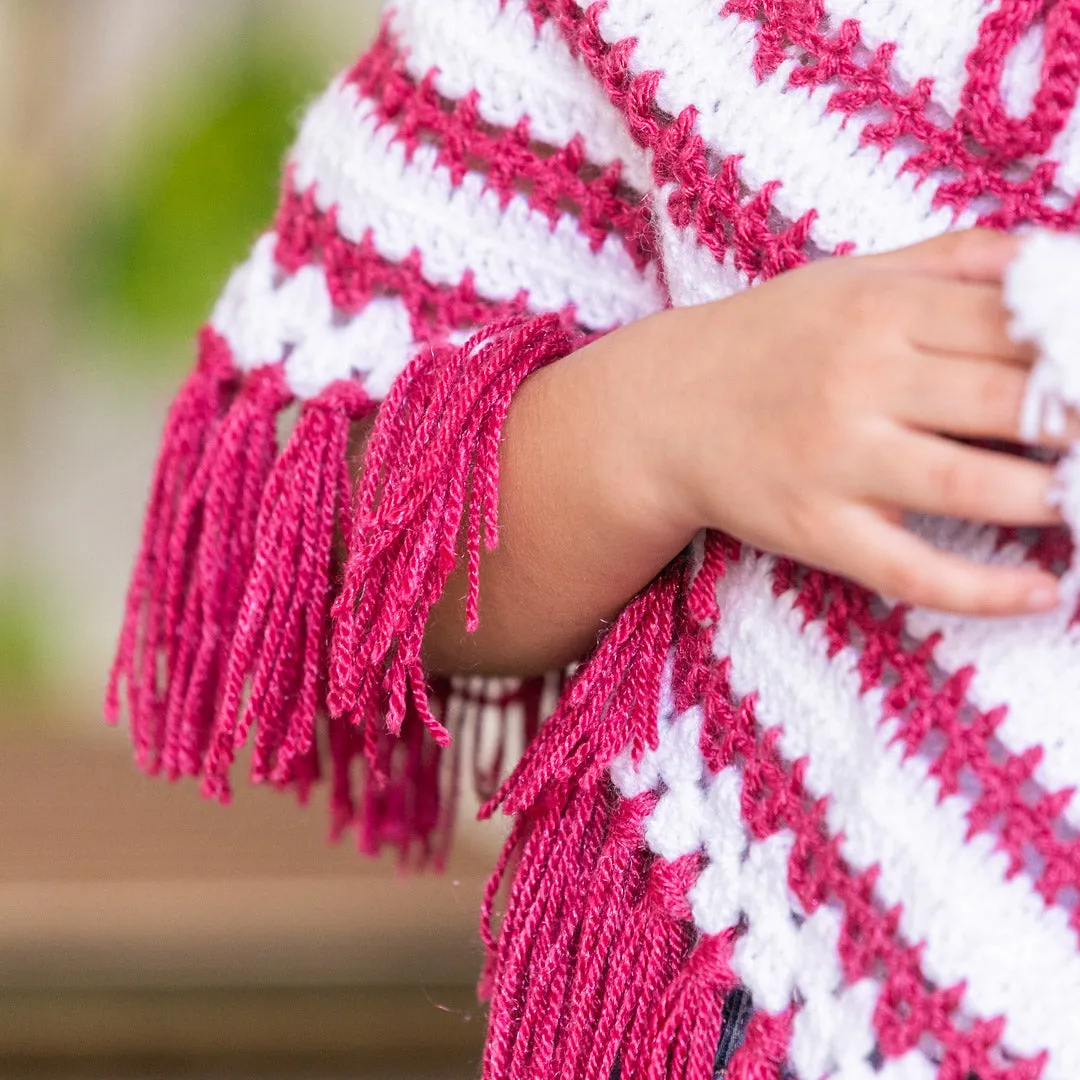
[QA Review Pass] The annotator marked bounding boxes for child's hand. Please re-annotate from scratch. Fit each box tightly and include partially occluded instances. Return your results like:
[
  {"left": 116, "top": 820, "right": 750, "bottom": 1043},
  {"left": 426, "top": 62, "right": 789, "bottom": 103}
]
[
  {"left": 425, "top": 229, "right": 1066, "bottom": 676},
  {"left": 652, "top": 228, "right": 1064, "bottom": 616}
]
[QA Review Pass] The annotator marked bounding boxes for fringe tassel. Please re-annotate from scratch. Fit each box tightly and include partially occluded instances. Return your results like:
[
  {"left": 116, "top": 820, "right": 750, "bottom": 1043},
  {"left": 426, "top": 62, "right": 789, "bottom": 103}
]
[
  {"left": 104, "top": 327, "right": 239, "bottom": 770},
  {"left": 480, "top": 563, "right": 682, "bottom": 820},
  {"left": 478, "top": 541, "right": 756, "bottom": 1079},
  {"left": 109, "top": 313, "right": 571, "bottom": 866},
  {"left": 200, "top": 379, "right": 375, "bottom": 804},
  {"left": 157, "top": 365, "right": 294, "bottom": 780},
  {"left": 479, "top": 564, "right": 716, "bottom": 1079},
  {"left": 479, "top": 761, "right": 717, "bottom": 1080},
  {"left": 635, "top": 930, "right": 740, "bottom": 1080},
  {"left": 322, "top": 673, "right": 556, "bottom": 868},
  {"left": 452, "top": 673, "right": 553, "bottom": 801},
  {"left": 482, "top": 776, "right": 616, "bottom": 1078},
  {"left": 327, "top": 688, "right": 465, "bottom": 868},
  {"left": 328, "top": 315, "right": 578, "bottom": 779}
]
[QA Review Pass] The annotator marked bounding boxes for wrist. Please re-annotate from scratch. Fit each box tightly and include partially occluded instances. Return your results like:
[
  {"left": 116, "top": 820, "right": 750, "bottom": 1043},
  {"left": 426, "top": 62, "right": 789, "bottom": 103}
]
[{"left": 571, "top": 310, "right": 705, "bottom": 560}]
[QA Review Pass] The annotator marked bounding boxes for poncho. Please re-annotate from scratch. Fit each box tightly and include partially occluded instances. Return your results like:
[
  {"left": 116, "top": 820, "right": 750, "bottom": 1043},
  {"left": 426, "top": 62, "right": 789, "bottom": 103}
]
[{"left": 105, "top": 1, "right": 1080, "bottom": 1077}]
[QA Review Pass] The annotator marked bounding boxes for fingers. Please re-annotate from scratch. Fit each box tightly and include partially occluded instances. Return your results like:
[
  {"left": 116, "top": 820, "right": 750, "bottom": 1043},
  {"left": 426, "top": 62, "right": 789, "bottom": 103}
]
[
  {"left": 892, "top": 353, "right": 1080, "bottom": 447},
  {"left": 870, "top": 228, "right": 1021, "bottom": 284},
  {"left": 868, "top": 431, "right": 1060, "bottom": 525},
  {"left": 833, "top": 507, "right": 1060, "bottom": 617},
  {"left": 900, "top": 279, "right": 1035, "bottom": 364}
]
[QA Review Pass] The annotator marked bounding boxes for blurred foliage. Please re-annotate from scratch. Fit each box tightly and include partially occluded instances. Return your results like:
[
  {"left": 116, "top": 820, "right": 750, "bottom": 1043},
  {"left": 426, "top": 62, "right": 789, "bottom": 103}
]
[
  {"left": 77, "top": 44, "right": 325, "bottom": 360},
  {"left": 0, "top": 580, "right": 46, "bottom": 707}
]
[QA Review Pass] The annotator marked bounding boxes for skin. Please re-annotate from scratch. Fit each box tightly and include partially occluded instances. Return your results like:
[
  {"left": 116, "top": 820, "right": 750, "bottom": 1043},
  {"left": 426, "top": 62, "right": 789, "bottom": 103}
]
[{"left": 407, "top": 229, "right": 1072, "bottom": 677}]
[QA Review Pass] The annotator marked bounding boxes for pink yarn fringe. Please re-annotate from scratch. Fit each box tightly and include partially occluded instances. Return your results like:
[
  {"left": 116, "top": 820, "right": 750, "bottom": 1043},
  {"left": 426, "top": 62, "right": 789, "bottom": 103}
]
[
  {"left": 474, "top": 535, "right": 754, "bottom": 1078},
  {"left": 331, "top": 675, "right": 556, "bottom": 869},
  {"left": 328, "top": 314, "right": 577, "bottom": 786},
  {"left": 157, "top": 365, "right": 293, "bottom": 780},
  {"left": 104, "top": 327, "right": 239, "bottom": 771},
  {"left": 477, "top": 554, "right": 748, "bottom": 1079},
  {"left": 639, "top": 930, "right": 741, "bottom": 1080},
  {"left": 200, "top": 379, "right": 375, "bottom": 804},
  {"left": 327, "top": 692, "right": 455, "bottom": 866},
  {"left": 109, "top": 312, "right": 574, "bottom": 865}
]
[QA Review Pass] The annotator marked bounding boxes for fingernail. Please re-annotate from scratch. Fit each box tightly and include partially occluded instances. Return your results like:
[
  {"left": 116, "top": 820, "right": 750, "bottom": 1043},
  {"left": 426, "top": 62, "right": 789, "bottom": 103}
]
[{"left": 1026, "top": 585, "right": 1060, "bottom": 612}]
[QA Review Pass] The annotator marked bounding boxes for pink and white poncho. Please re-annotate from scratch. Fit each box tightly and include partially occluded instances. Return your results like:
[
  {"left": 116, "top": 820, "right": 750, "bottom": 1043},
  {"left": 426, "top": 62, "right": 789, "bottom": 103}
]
[{"left": 107, "top": 1, "right": 1080, "bottom": 1077}]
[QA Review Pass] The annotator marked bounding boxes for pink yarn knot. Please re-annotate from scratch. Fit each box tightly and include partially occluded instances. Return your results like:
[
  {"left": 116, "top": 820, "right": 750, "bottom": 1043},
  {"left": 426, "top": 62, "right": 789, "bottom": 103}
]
[
  {"left": 309, "top": 377, "right": 373, "bottom": 420},
  {"left": 960, "top": 0, "right": 1080, "bottom": 160},
  {"left": 687, "top": 929, "right": 739, "bottom": 985},
  {"left": 725, "top": 1008, "right": 793, "bottom": 1080},
  {"left": 608, "top": 790, "right": 658, "bottom": 849},
  {"left": 647, "top": 851, "right": 705, "bottom": 924},
  {"left": 194, "top": 326, "right": 240, "bottom": 385},
  {"left": 242, "top": 363, "right": 294, "bottom": 414}
]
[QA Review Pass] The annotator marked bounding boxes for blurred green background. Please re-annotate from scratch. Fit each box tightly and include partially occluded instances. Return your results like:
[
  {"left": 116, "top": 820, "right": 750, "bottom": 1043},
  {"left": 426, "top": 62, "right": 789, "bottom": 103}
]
[
  {"left": 0, "top": 3, "right": 495, "bottom": 1077},
  {"left": 0, "top": 0, "right": 368, "bottom": 713}
]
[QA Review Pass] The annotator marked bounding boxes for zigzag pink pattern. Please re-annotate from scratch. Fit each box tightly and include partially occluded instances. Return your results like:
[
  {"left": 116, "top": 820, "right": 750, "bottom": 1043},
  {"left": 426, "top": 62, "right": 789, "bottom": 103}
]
[
  {"left": 522, "top": 0, "right": 844, "bottom": 281},
  {"left": 722, "top": 0, "right": 1080, "bottom": 229},
  {"left": 347, "top": 19, "right": 655, "bottom": 270},
  {"left": 273, "top": 178, "right": 532, "bottom": 341},
  {"left": 774, "top": 561, "right": 1080, "bottom": 943},
  {"left": 694, "top": 642, "right": 1046, "bottom": 1080}
]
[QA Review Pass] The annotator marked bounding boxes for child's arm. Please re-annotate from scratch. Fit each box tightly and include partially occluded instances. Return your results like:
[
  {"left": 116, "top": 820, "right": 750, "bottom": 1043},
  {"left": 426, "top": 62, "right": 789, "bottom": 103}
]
[{"left": 423, "top": 229, "right": 1066, "bottom": 677}]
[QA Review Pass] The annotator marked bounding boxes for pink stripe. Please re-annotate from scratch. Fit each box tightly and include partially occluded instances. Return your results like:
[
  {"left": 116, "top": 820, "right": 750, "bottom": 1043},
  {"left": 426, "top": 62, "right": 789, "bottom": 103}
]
[
  {"left": 525, "top": 0, "right": 850, "bottom": 283},
  {"left": 721, "top": 0, "right": 1080, "bottom": 230},
  {"left": 697, "top": 652, "right": 1048, "bottom": 1078},
  {"left": 774, "top": 558, "right": 1080, "bottom": 943},
  {"left": 273, "top": 178, "right": 533, "bottom": 344},
  {"left": 998, "top": 525, "right": 1074, "bottom": 574},
  {"left": 346, "top": 20, "right": 655, "bottom": 271}
]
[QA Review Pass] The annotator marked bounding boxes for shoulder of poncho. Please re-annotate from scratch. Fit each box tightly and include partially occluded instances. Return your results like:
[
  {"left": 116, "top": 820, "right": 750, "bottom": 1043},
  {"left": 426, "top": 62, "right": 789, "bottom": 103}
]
[{"left": 208, "top": 0, "right": 665, "bottom": 406}]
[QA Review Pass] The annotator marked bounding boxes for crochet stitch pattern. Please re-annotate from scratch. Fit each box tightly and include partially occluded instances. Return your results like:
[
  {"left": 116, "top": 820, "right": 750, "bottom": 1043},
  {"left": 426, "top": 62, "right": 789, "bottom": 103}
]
[{"left": 107, "top": 1, "right": 1080, "bottom": 1077}]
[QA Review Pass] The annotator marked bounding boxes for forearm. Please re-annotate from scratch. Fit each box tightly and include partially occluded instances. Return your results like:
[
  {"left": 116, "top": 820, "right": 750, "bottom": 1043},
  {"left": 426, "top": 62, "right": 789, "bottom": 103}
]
[{"left": 422, "top": 309, "right": 697, "bottom": 678}]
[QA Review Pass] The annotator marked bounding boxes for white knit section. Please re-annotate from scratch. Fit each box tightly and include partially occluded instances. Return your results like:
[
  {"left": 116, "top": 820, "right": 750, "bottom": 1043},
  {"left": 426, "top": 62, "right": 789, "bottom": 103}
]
[
  {"left": 210, "top": 234, "right": 283, "bottom": 374},
  {"left": 210, "top": 233, "right": 420, "bottom": 400},
  {"left": 610, "top": 697, "right": 933, "bottom": 1079},
  {"left": 892, "top": 232, "right": 1080, "bottom": 828},
  {"left": 1007, "top": 230, "right": 1080, "bottom": 443},
  {"left": 824, "top": 1, "right": 1080, "bottom": 210},
  {"left": 699, "top": 551, "right": 1080, "bottom": 1076},
  {"left": 592, "top": 0, "right": 972, "bottom": 256},
  {"left": 285, "top": 293, "right": 417, "bottom": 402},
  {"left": 824, "top": 0, "right": 986, "bottom": 115},
  {"left": 651, "top": 185, "right": 748, "bottom": 308},
  {"left": 289, "top": 78, "right": 665, "bottom": 332},
  {"left": 1006, "top": 234, "right": 1080, "bottom": 586},
  {"left": 1001, "top": 23, "right": 1046, "bottom": 118},
  {"left": 390, "top": 0, "right": 651, "bottom": 193},
  {"left": 899, "top": 515, "right": 1080, "bottom": 833}
]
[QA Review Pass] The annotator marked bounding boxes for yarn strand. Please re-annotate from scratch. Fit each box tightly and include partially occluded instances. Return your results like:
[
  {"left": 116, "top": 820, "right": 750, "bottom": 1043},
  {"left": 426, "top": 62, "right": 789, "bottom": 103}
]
[{"left": 329, "top": 314, "right": 579, "bottom": 773}]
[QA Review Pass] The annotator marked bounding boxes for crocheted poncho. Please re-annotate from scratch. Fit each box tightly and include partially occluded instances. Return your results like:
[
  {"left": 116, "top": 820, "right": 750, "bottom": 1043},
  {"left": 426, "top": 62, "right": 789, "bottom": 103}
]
[{"left": 106, "top": 1, "right": 1080, "bottom": 1077}]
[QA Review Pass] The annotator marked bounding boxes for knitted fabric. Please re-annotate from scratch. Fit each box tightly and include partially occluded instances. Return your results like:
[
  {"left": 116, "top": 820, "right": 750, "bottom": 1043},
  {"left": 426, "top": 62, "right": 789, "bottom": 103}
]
[{"left": 106, "top": 1, "right": 1080, "bottom": 1077}]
